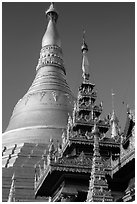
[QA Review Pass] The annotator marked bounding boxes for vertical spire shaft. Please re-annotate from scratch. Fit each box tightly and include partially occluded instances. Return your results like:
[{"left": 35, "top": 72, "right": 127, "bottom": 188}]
[
  {"left": 42, "top": 2, "right": 61, "bottom": 48},
  {"left": 81, "top": 30, "right": 90, "bottom": 82},
  {"left": 110, "top": 91, "right": 120, "bottom": 138},
  {"left": 111, "top": 89, "right": 115, "bottom": 111}
]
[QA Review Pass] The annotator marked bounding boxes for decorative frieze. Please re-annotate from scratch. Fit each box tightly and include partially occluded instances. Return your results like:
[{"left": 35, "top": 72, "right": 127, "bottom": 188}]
[{"left": 36, "top": 45, "right": 65, "bottom": 74}]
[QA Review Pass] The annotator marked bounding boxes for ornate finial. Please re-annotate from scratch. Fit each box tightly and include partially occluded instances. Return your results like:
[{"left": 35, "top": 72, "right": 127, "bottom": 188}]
[
  {"left": 110, "top": 118, "right": 120, "bottom": 138},
  {"left": 81, "top": 29, "right": 88, "bottom": 52},
  {"left": 110, "top": 93, "right": 120, "bottom": 138},
  {"left": 46, "top": 2, "right": 58, "bottom": 22},
  {"left": 111, "top": 89, "right": 115, "bottom": 111},
  {"left": 126, "top": 104, "right": 130, "bottom": 114},
  {"left": 81, "top": 30, "right": 90, "bottom": 82},
  {"left": 110, "top": 89, "right": 119, "bottom": 121}
]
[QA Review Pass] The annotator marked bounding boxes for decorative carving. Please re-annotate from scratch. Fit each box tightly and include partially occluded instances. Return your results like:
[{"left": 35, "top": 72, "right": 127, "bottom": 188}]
[
  {"left": 51, "top": 165, "right": 91, "bottom": 173},
  {"left": 85, "top": 131, "right": 94, "bottom": 139},
  {"left": 122, "top": 177, "right": 135, "bottom": 202},
  {"left": 25, "top": 95, "right": 30, "bottom": 105},
  {"left": 56, "top": 152, "right": 93, "bottom": 167},
  {"left": 78, "top": 151, "right": 86, "bottom": 163},
  {"left": 36, "top": 45, "right": 65, "bottom": 73},
  {"left": 40, "top": 92, "right": 46, "bottom": 101},
  {"left": 52, "top": 91, "right": 59, "bottom": 102}
]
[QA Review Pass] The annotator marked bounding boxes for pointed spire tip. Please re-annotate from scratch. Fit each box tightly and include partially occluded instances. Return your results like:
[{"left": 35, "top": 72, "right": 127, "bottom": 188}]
[
  {"left": 111, "top": 89, "right": 115, "bottom": 111},
  {"left": 81, "top": 29, "right": 88, "bottom": 52},
  {"left": 46, "top": 2, "right": 58, "bottom": 22},
  {"left": 81, "top": 30, "right": 90, "bottom": 82}
]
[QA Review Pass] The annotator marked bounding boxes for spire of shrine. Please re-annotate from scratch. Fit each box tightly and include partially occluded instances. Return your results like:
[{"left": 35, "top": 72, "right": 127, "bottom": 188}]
[
  {"left": 42, "top": 2, "right": 61, "bottom": 48},
  {"left": 36, "top": 2, "right": 65, "bottom": 73},
  {"left": 110, "top": 110, "right": 119, "bottom": 138},
  {"left": 110, "top": 91, "right": 119, "bottom": 138},
  {"left": 81, "top": 30, "right": 90, "bottom": 82}
]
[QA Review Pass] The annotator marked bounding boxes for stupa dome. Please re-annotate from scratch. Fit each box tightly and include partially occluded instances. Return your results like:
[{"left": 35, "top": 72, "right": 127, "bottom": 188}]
[{"left": 2, "top": 3, "right": 74, "bottom": 147}]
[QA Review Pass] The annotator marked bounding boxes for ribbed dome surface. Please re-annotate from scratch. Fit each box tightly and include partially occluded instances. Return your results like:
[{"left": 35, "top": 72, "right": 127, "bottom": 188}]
[{"left": 3, "top": 3, "right": 74, "bottom": 146}]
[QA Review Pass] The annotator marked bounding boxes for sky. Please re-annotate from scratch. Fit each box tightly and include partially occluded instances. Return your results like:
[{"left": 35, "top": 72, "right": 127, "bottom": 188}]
[{"left": 2, "top": 2, "right": 135, "bottom": 132}]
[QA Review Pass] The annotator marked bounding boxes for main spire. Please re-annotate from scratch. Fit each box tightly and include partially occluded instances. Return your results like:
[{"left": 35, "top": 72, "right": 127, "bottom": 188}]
[
  {"left": 42, "top": 2, "right": 61, "bottom": 48},
  {"left": 36, "top": 2, "right": 64, "bottom": 73}
]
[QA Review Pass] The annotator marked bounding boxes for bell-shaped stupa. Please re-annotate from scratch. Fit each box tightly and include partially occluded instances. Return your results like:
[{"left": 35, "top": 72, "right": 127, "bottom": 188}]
[{"left": 3, "top": 3, "right": 74, "bottom": 146}]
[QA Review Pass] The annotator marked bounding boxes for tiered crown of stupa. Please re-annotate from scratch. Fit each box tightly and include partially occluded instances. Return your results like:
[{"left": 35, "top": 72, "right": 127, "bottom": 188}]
[
  {"left": 36, "top": 2, "right": 65, "bottom": 74},
  {"left": 3, "top": 3, "right": 74, "bottom": 146}
]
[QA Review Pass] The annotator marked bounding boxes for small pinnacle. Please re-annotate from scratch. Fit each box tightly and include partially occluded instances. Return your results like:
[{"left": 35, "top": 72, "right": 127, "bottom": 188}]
[
  {"left": 83, "top": 29, "right": 86, "bottom": 43},
  {"left": 81, "top": 29, "right": 88, "bottom": 52},
  {"left": 111, "top": 89, "right": 115, "bottom": 111}
]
